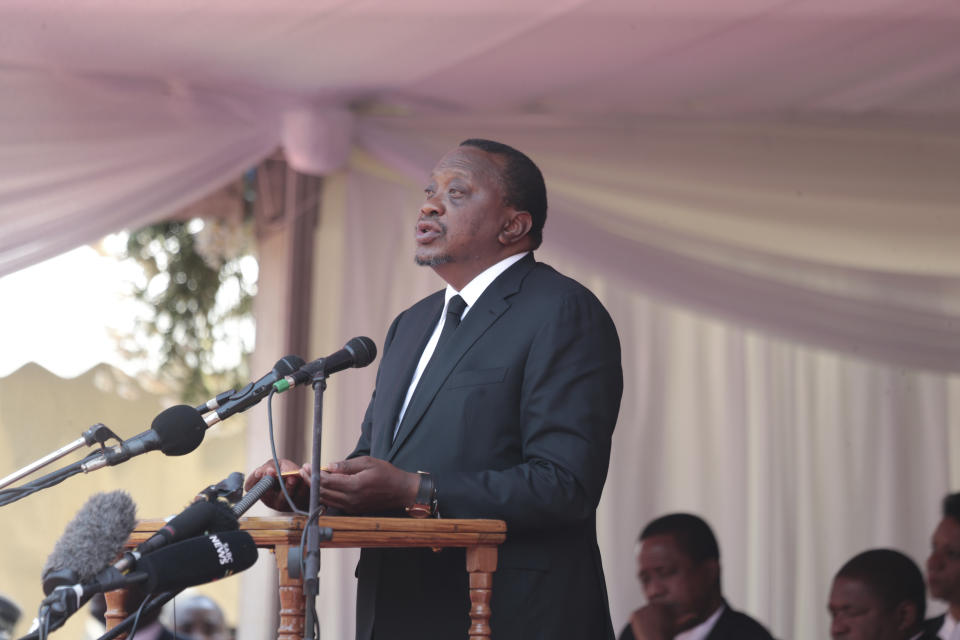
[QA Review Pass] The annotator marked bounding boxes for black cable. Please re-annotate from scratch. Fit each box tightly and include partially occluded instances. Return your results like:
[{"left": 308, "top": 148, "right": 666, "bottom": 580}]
[
  {"left": 126, "top": 593, "right": 151, "bottom": 639},
  {"left": 267, "top": 389, "right": 308, "bottom": 516},
  {"left": 0, "top": 455, "right": 91, "bottom": 507}
]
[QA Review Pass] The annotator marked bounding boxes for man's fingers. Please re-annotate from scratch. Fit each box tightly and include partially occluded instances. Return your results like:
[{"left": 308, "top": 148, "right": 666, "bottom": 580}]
[{"left": 326, "top": 456, "right": 374, "bottom": 475}]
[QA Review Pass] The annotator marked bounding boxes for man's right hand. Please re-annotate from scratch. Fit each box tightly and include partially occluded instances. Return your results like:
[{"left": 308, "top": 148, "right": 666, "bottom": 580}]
[
  {"left": 244, "top": 458, "right": 310, "bottom": 512},
  {"left": 629, "top": 604, "right": 676, "bottom": 640}
]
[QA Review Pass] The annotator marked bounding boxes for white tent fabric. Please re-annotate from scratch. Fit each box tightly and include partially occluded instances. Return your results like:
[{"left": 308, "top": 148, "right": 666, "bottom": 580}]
[{"left": 3, "top": 1, "right": 960, "bottom": 639}]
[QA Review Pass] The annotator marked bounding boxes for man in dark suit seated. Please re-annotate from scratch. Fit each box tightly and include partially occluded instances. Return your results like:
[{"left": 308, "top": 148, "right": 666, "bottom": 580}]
[
  {"left": 619, "top": 513, "right": 775, "bottom": 640},
  {"left": 248, "top": 139, "right": 624, "bottom": 640},
  {"left": 922, "top": 492, "right": 960, "bottom": 639},
  {"left": 828, "top": 548, "right": 935, "bottom": 640}
]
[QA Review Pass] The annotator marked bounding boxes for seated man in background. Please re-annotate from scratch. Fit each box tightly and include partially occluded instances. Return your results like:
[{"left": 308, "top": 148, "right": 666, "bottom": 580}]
[
  {"left": 162, "top": 594, "right": 230, "bottom": 640},
  {"left": 828, "top": 548, "right": 934, "bottom": 640},
  {"left": 924, "top": 492, "right": 960, "bottom": 639},
  {"left": 621, "top": 513, "right": 775, "bottom": 640}
]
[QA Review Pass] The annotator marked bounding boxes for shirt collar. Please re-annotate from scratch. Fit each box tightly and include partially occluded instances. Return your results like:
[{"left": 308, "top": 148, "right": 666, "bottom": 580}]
[
  {"left": 938, "top": 611, "right": 958, "bottom": 639},
  {"left": 444, "top": 252, "right": 529, "bottom": 316},
  {"left": 674, "top": 604, "right": 725, "bottom": 640}
]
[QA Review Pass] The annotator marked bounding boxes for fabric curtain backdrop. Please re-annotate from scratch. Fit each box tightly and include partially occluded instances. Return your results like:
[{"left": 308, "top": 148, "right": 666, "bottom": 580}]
[
  {"left": 305, "top": 117, "right": 960, "bottom": 640},
  {"left": 4, "top": 101, "right": 960, "bottom": 638}
]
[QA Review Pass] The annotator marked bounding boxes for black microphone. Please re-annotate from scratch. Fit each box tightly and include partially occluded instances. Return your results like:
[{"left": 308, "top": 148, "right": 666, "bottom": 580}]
[
  {"left": 203, "top": 355, "right": 306, "bottom": 427},
  {"left": 113, "top": 499, "right": 239, "bottom": 573},
  {"left": 273, "top": 337, "right": 377, "bottom": 392},
  {"left": 41, "top": 491, "right": 137, "bottom": 595},
  {"left": 137, "top": 530, "right": 258, "bottom": 592},
  {"left": 38, "top": 531, "right": 258, "bottom": 624},
  {"left": 81, "top": 405, "right": 206, "bottom": 473}
]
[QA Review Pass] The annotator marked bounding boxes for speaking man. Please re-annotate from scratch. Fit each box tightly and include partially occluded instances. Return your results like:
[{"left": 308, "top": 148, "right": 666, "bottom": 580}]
[
  {"left": 621, "top": 513, "right": 774, "bottom": 640},
  {"left": 249, "top": 138, "right": 623, "bottom": 640}
]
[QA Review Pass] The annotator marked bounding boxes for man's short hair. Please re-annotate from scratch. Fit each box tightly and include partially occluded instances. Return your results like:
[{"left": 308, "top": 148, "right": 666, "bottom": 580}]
[
  {"left": 640, "top": 513, "right": 720, "bottom": 564},
  {"left": 459, "top": 138, "right": 547, "bottom": 249},
  {"left": 835, "top": 549, "right": 926, "bottom": 620},
  {"left": 943, "top": 493, "right": 960, "bottom": 523}
]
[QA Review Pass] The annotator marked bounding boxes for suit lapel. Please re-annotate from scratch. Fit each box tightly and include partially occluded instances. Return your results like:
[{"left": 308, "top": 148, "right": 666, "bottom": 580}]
[
  {"left": 386, "top": 255, "right": 534, "bottom": 462},
  {"left": 371, "top": 294, "right": 444, "bottom": 459}
]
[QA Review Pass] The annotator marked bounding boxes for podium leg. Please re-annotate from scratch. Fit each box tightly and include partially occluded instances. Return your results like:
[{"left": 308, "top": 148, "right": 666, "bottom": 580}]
[
  {"left": 103, "top": 589, "right": 130, "bottom": 639},
  {"left": 276, "top": 544, "right": 306, "bottom": 640},
  {"left": 466, "top": 545, "right": 497, "bottom": 640}
]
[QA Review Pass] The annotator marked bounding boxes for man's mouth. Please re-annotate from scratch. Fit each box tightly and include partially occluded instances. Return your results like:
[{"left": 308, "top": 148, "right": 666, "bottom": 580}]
[{"left": 415, "top": 219, "right": 444, "bottom": 244}]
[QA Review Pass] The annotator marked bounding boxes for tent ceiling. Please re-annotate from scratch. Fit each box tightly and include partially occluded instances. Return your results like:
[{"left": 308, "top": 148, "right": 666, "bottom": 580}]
[{"left": 2, "top": 0, "right": 959, "bottom": 118}]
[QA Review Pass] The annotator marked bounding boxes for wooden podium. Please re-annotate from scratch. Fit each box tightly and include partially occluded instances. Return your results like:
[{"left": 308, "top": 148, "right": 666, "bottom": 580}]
[{"left": 107, "top": 516, "right": 507, "bottom": 640}]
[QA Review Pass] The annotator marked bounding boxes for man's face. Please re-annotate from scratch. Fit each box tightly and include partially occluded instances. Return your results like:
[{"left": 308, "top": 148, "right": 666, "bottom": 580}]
[
  {"left": 173, "top": 604, "right": 228, "bottom": 640},
  {"left": 637, "top": 534, "right": 718, "bottom": 631},
  {"left": 415, "top": 146, "right": 513, "bottom": 273},
  {"left": 828, "top": 576, "right": 908, "bottom": 640},
  {"left": 928, "top": 517, "right": 960, "bottom": 602}
]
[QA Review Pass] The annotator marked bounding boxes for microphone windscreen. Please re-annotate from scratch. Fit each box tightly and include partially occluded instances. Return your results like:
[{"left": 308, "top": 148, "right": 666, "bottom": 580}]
[
  {"left": 346, "top": 336, "right": 377, "bottom": 368},
  {"left": 152, "top": 405, "right": 206, "bottom": 456},
  {"left": 273, "top": 355, "right": 306, "bottom": 377},
  {"left": 138, "top": 530, "right": 258, "bottom": 593},
  {"left": 42, "top": 491, "right": 136, "bottom": 594}
]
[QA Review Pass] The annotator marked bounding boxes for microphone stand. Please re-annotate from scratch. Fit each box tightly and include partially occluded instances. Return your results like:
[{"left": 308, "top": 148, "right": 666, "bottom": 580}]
[
  {"left": 0, "top": 423, "right": 120, "bottom": 490},
  {"left": 302, "top": 368, "right": 331, "bottom": 640}
]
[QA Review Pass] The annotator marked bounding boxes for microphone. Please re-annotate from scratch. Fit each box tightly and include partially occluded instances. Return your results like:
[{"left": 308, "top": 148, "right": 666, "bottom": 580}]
[
  {"left": 113, "top": 499, "right": 239, "bottom": 573},
  {"left": 39, "top": 531, "right": 258, "bottom": 623},
  {"left": 41, "top": 491, "right": 137, "bottom": 595},
  {"left": 203, "top": 355, "right": 306, "bottom": 427},
  {"left": 81, "top": 405, "right": 206, "bottom": 473},
  {"left": 273, "top": 337, "right": 377, "bottom": 392},
  {"left": 137, "top": 530, "right": 258, "bottom": 593}
]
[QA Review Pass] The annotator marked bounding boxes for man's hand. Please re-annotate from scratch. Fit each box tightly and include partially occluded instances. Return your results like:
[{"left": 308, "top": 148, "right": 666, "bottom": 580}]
[
  {"left": 244, "top": 458, "right": 310, "bottom": 512},
  {"left": 629, "top": 604, "right": 677, "bottom": 640},
  {"left": 315, "top": 456, "right": 420, "bottom": 515}
]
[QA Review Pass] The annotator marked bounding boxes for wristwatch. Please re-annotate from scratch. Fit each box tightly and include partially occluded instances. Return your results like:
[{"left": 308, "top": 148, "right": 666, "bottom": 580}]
[{"left": 406, "top": 470, "right": 438, "bottom": 518}]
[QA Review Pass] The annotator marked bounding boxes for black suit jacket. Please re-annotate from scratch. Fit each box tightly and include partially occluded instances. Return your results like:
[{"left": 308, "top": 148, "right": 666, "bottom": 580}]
[
  {"left": 349, "top": 254, "right": 623, "bottom": 640},
  {"left": 617, "top": 604, "right": 776, "bottom": 640},
  {"left": 920, "top": 614, "right": 946, "bottom": 639}
]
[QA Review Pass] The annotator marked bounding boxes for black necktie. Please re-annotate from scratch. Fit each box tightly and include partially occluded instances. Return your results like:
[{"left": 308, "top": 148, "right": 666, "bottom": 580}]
[{"left": 434, "top": 295, "right": 467, "bottom": 355}]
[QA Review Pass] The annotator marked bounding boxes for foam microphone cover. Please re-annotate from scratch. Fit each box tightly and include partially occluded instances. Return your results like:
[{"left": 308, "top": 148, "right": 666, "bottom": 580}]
[
  {"left": 137, "top": 530, "right": 258, "bottom": 593},
  {"left": 153, "top": 405, "right": 207, "bottom": 456},
  {"left": 42, "top": 491, "right": 137, "bottom": 594}
]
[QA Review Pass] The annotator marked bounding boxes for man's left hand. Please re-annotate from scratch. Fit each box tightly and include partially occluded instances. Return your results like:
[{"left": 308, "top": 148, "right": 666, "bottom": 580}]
[{"left": 316, "top": 456, "right": 420, "bottom": 514}]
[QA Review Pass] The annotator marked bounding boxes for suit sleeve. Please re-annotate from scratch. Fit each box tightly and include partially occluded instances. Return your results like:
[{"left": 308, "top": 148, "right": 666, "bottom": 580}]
[
  {"left": 433, "top": 289, "right": 623, "bottom": 530},
  {"left": 347, "top": 312, "right": 404, "bottom": 460}
]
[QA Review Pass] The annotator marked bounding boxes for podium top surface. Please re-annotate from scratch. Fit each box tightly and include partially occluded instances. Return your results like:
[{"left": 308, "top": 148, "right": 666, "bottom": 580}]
[{"left": 127, "top": 515, "right": 507, "bottom": 549}]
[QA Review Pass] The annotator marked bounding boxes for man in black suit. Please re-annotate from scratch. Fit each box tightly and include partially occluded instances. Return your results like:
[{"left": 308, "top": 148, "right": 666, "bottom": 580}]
[
  {"left": 921, "top": 492, "right": 960, "bottom": 639},
  {"left": 249, "top": 139, "right": 623, "bottom": 640},
  {"left": 828, "top": 548, "right": 934, "bottom": 640},
  {"left": 619, "top": 513, "right": 774, "bottom": 640}
]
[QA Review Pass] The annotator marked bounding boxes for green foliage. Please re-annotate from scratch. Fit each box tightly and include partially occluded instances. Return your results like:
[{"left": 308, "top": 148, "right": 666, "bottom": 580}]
[{"left": 119, "top": 217, "right": 256, "bottom": 403}]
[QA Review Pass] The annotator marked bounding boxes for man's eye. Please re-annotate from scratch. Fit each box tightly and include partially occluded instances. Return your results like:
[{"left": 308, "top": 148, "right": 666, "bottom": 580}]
[
  {"left": 449, "top": 188, "right": 463, "bottom": 197},
  {"left": 424, "top": 186, "right": 435, "bottom": 197}
]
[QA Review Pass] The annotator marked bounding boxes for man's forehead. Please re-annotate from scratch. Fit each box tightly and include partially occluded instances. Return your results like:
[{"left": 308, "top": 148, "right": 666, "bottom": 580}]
[{"left": 430, "top": 146, "right": 503, "bottom": 180}]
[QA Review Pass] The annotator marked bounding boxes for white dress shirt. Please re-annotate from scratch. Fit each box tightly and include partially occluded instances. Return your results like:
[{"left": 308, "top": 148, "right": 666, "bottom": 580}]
[
  {"left": 937, "top": 610, "right": 960, "bottom": 640},
  {"left": 392, "top": 251, "right": 529, "bottom": 439},
  {"left": 674, "top": 604, "right": 724, "bottom": 640}
]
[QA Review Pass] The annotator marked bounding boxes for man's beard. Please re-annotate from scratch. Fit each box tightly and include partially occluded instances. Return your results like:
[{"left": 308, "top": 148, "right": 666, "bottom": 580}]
[{"left": 415, "top": 254, "right": 453, "bottom": 267}]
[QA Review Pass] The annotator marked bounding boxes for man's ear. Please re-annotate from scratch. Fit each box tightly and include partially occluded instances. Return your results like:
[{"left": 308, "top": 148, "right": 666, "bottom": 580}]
[
  {"left": 702, "top": 558, "right": 721, "bottom": 587},
  {"left": 894, "top": 600, "right": 919, "bottom": 632},
  {"left": 498, "top": 210, "right": 533, "bottom": 247}
]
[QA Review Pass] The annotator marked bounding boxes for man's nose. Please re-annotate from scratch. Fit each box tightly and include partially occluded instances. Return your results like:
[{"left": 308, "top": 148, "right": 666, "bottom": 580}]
[
  {"left": 830, "top": 616, "right": 848, "bottom": 638},
  {"left": 420, "top": 194, "right": 443, "bottom": 217},
  {"left": 644, "top": 580, "right": 667, "bottom": 601}
]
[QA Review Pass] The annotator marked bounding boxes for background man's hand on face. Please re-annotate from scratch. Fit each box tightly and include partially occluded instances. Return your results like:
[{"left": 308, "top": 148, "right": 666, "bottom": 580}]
[{"left": 629, "top": 604, "right": 677, "bottom": 640}]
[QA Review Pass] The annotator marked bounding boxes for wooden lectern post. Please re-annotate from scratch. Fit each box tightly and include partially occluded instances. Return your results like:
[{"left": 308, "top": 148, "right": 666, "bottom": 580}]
[{"left": 110, "top": 516, "right": 507, "bottom": 640}]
